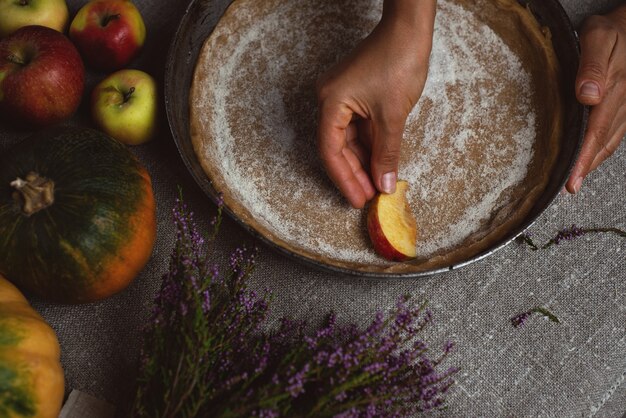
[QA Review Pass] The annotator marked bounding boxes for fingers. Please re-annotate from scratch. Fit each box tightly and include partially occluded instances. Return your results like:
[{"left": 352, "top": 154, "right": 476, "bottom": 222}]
[
  {"left": 588, "top": 120, "right": 625, "bottom": 172},
  {"left": 576, "top": 16, "right": 618, "bottom": 105},
  {"left": 567, "top": 13, "right": 626, "bottom": 194},
  {"left": 356, "top": 118, "right": 373, "bottom": 153},
  {"left": 566, "top": 88, "right": 621, "bottom": 193},
  {"left": 317, "top": 101, "right": 374, "bottom": 208},
  {"left": 343, "top": 147, "right": 376, "bottom": 200},
  {"left": 370, "top": 117, "right": 405, "bottom": 194},
  {"left": 345, "top": 122, "right": 369, "bottom": 169},
  {"left": 345, "top": 119, "right": 375, "bottom": 197}
]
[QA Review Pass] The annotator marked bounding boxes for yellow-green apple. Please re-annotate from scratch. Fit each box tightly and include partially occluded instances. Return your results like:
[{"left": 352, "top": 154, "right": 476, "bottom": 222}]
[
  {"left": 0, "top": 0, "right": 69, "bottom": 38},
  {"left": 91, "top": 69, "right": 156, "bottom": 145},
  {"left": 367, "top": 180, "right": 418, "bottom": 261},
  {"left": 69, "top": 0, "right": 145, "bottom": 71},
  {"left": 0, "top": 25, "right": 84, "bottom": 127}
]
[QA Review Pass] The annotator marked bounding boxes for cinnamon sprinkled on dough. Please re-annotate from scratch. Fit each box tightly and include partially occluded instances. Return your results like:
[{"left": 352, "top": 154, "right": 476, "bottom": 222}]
[{"left": 190, "top": 0, "right": 557, "bottom": 268}]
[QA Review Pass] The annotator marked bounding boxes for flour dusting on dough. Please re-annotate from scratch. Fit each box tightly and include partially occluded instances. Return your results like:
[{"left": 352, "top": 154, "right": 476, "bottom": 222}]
[{"left": 190, "top": 0, "right": 546, "bottom": 266}]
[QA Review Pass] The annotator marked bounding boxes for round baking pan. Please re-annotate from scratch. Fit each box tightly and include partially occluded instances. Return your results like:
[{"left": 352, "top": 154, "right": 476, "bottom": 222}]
[{"left": 165, "top": 0, "right": 587, "bottom": 278}]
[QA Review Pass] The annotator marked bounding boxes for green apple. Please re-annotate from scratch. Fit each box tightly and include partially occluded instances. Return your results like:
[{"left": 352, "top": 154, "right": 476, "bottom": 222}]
[
  {"left": 0, "top": 0, "right": 69, "bottom": 38},
  {"left": 91, "top": 69, "right": 157, "bottom": 145}
]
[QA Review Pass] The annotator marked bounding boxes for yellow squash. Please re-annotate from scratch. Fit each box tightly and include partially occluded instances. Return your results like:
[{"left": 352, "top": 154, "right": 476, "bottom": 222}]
[{"left": 0, "top": 275, "right": 64, "bottom": 418}]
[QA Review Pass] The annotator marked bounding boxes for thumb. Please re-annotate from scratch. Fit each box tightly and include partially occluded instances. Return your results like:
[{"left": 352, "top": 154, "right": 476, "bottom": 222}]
[
  {"left": 370, "top": 120, "right": 404, "bottom": 194},
  {"left": 576, "top": 19, "right": 616, "bottom": 105}
]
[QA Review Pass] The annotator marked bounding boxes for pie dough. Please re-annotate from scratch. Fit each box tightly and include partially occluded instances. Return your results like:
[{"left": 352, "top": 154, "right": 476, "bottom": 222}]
[{"left": 189, "top": 0, "right": 562, "bottom": 273}]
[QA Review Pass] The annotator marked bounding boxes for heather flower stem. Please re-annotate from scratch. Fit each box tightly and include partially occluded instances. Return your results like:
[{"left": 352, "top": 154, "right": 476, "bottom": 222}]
[
  {"left": 329, "top": 392, "right": 395, "bottom": 413},
  {"left": 520, "top": 226, "right": 626, "bottom": 250},
  {"left": 163, "top": 355, "right": 185, "bottom": 416},
  {"left": 530, "top": 307, "right": 560, "bottom": 324},
  {"left": 511, "top": 306, "right": 560, "bottom": 328},
  {"left": 583, "top": 228, "right": 626, "bottom": 237},
  {"left": 307, "top": 372, "right": 380, "bottom": 414},
  {"left": 519, "top": 233, "right": 539, "bottom": 250},
  {"left": 169, "top": 369, "right": 200, "bottom": 417},
  {"left": 308, "top": 376, "right": 385, "bottom": 417}
]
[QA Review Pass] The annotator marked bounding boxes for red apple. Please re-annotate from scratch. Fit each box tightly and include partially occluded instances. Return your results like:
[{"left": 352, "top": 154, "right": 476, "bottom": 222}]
[
  {"left": 0, "top": 0, "right": 69, "bottom": 38},
  {"left": 91, "top": 69, "right": 157, "bottom": 145},
  {"left": 367, "top": 180, "right": 418, "bottom": 261},
  {"left": 0, "top": 25, "right": 84, "bottom": 127},
  {"left": 69, "top": 0, "right": 146, "bottom": 71}
]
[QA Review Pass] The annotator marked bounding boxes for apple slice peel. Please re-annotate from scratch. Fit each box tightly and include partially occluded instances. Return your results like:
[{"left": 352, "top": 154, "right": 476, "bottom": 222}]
[{"left": 366, "top": 180, "right": 418, "bottom": 261}]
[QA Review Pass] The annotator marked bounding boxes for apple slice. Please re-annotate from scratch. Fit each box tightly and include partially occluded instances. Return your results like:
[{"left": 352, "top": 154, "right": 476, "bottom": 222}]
[{"left": 367, "top": 180, "right": 417, "bottom": 261}]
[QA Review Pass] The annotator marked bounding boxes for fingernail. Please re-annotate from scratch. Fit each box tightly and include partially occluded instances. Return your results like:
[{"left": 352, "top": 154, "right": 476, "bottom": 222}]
[
  {"left": 580, "top": 81, "right": 600, "bottom": 99},
  {"left": 573, "top": 177, "right": 583, "bottom": 194},
  {"left": 381, "top": 172, "right": 396, "bottom": 194}
]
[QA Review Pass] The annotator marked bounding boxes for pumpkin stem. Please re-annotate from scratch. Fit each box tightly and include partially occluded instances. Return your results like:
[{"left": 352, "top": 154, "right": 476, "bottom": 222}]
[{"left": 10, "top": 172, "right": 55, "bottom": 216}]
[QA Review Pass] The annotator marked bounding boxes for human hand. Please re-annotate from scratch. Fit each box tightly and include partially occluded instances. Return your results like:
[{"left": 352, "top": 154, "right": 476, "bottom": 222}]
[
  {"left": 316, "top": 0, "right": 436, "bottom": 208},
  {"left": 566, "top": 7, "right": 626, "bottom": 193}
]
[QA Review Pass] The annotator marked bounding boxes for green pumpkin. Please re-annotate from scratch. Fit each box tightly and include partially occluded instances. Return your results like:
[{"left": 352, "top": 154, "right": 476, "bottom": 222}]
[{"left": 0, "top": 127, "right": 156, "bottom": 304}]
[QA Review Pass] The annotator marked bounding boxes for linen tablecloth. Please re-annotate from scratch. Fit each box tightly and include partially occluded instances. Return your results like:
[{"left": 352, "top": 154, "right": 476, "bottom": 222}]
[{"left": 1, "top": 0, "right": 624, "bottom": 416}]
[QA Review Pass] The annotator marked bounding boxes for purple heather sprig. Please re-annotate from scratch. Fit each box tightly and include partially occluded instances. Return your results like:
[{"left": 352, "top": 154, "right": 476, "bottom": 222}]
[
  {"left": 249, "top": 299, "right": 458, "bottom": 417},
  {"left": 511, "top": 311, "right": 532, "bottom": 328},
  {"left": 553, "top": 225, "right": 585, "bottom": 244},
  {"left": 514, "top": 224, "right": 624, "bottom": 329},
  {"left": 132, "top": 196, "right": 457, "bottom": 418},
  {"left": 518, "top": 225, "right": 626, "bottom": 250},
  {"left": 511, "top": 307, "right": 560, "bottom": 328}
]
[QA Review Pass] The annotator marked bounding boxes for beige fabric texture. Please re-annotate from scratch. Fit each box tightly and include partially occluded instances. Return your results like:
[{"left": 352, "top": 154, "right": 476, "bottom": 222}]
[{"left": 0, "top": 0, "right": 624, "bottom": 416}]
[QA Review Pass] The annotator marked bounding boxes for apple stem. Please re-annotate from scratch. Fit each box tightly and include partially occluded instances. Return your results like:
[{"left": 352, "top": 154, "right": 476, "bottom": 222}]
[
  {"left": 7, "top": 53, "right": 25, "bottom": 66},
  {"left": 101, "top": 13, "right": 121, "bottom": 27},
  {"left": 19, "top": 0, "right": 28, "bottom": 6},
  {"left": 123, "top": 87, "right": 136, "bottom": 103}
]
